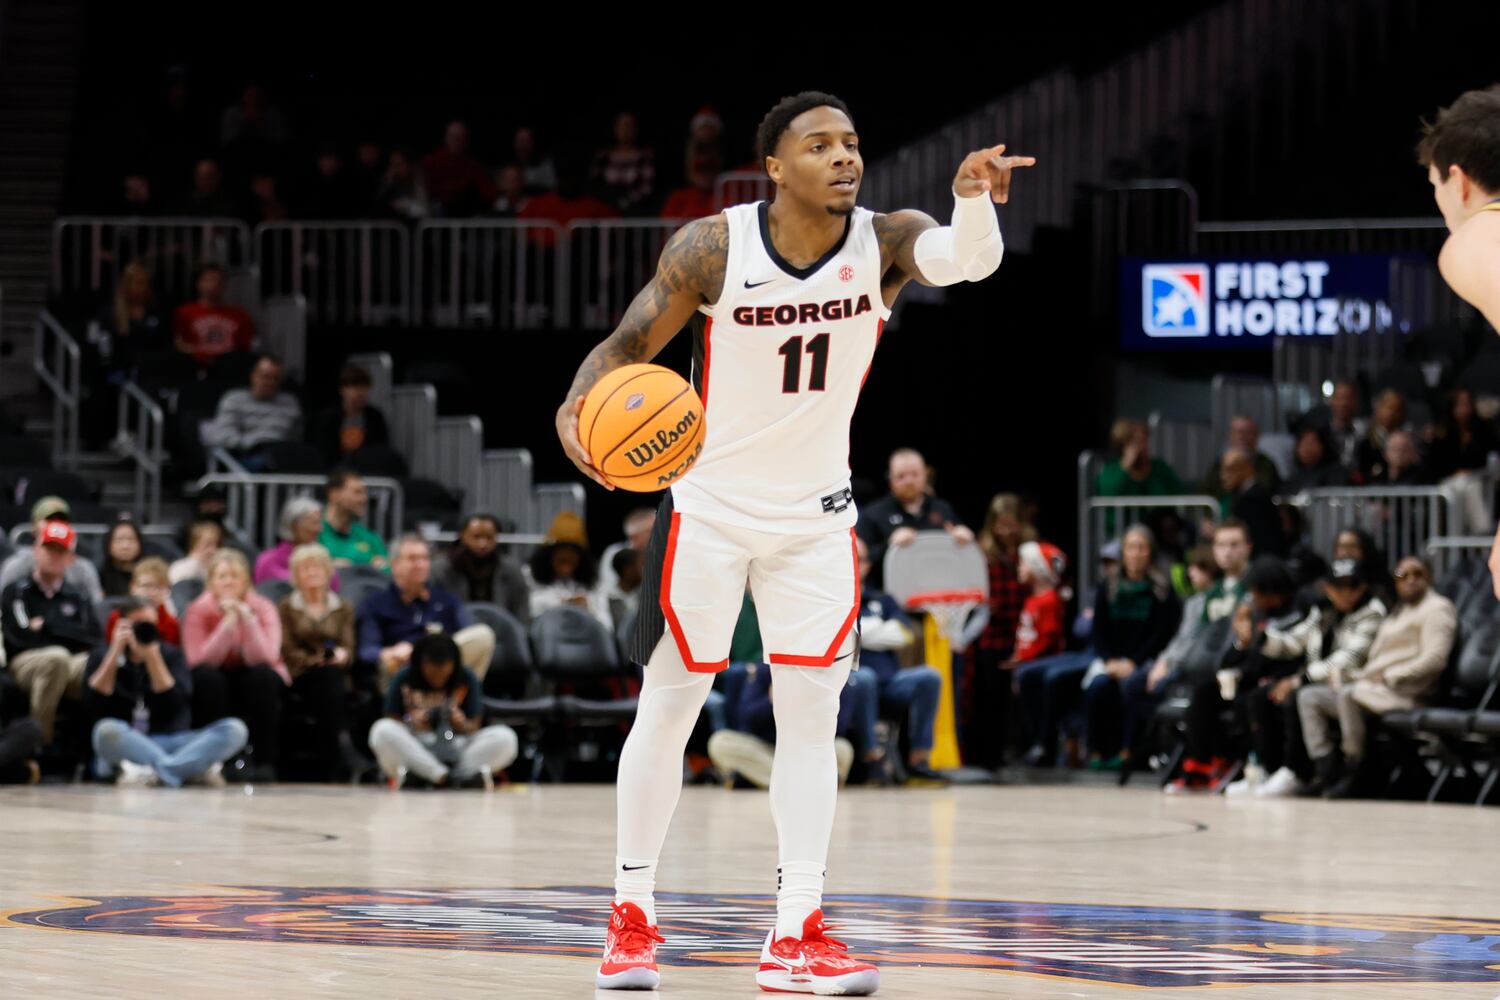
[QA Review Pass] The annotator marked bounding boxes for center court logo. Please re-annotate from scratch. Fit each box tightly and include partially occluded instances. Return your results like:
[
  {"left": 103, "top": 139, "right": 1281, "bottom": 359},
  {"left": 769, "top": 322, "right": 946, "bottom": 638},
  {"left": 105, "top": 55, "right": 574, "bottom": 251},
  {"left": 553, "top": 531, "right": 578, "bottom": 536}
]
[
  {"left": 1143, "top": 263, "right": 1210, "bottom": 337},
  {"left": 8, "top": 886, "right": 1500, "bottom": 988}
]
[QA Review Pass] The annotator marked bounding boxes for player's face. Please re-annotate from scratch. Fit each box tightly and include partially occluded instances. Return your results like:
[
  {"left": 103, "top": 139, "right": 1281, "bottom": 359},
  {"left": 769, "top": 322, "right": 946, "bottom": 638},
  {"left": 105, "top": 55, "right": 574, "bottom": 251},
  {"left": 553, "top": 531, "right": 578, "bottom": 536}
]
[
  {"left": 1429, "top": 163, "right": 1468, "bottom": 232},
  {"left": 772, "top": 107, "right": 862, "bottom": 216}
]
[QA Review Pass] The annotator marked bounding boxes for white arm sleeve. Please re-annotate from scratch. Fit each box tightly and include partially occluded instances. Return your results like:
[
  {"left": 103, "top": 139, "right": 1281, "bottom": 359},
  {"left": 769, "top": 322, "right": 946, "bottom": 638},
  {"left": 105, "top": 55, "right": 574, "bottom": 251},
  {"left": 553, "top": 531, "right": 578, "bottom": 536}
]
[{"left": 912, "top": 188, "right": 1005, "bottom": 286}]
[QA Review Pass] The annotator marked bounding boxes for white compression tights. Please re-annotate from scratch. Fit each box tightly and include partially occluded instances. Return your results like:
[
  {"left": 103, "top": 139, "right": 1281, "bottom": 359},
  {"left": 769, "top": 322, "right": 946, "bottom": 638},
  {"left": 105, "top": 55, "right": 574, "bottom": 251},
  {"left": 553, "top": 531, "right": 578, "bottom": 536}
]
[{"left": 614, "top": 635, "right": 853, "bottom": 938}]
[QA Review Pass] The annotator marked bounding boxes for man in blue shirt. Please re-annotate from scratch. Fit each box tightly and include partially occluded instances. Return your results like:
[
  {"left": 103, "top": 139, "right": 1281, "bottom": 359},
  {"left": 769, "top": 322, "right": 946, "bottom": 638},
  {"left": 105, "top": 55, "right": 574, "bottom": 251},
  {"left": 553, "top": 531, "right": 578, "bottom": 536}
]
[{"left": 357, "top": 535, "right": 496, "bottom": 689}]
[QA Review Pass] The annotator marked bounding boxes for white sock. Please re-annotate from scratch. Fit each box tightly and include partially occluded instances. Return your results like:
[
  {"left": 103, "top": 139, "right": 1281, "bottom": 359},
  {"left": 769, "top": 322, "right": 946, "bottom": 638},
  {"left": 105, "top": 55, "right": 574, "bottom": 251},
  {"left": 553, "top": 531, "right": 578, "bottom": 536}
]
[
  {"left": 775, "top": 861, "right": 825, "bottom": 939},
  {"left": 614, "top": 857, "right": 658, "bottom": 925}
]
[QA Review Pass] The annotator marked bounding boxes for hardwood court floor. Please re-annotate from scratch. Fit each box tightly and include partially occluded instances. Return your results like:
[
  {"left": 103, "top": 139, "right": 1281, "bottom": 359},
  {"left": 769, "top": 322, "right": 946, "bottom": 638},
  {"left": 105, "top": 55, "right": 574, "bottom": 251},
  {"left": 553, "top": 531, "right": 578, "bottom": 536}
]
[{"left": 2, "top": 781, "right": 1498, "bottom": 998}]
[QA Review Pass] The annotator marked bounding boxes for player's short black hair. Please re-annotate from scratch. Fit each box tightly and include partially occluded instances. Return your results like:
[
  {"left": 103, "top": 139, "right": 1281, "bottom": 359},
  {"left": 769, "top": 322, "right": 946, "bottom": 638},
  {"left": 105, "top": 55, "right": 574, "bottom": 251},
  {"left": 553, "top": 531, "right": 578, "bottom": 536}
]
[
  {"left": 1416, "top": 85, "right": 1500, "bottom": 193},
  {"left": 755, "top": 91, "right": 855, "bottom": 172}
]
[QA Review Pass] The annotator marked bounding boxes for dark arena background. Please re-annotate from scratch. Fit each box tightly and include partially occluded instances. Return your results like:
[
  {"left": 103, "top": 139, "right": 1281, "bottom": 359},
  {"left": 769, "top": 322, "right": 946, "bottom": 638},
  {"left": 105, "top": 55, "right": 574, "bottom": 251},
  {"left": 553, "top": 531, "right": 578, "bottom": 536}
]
[{"left": 2, "top": 3, "right": 1500, "bottom": 998}]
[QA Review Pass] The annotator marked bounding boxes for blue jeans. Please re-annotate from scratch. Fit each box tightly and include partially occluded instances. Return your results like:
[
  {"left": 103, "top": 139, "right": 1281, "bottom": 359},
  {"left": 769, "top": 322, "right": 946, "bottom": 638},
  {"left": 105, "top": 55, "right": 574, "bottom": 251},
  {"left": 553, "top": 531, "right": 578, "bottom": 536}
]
[
  {"left": 93, "top": 717, "right": 249, "bottom": 788},
  {"left": 1015, "top": 650, "right": 1095, "bottom": 758},
  {"left": 848, "top": 668, "right": 881, "bottom": 757},
  {"left": 881, "top": 666, "right": 942, "bottom": 752}
]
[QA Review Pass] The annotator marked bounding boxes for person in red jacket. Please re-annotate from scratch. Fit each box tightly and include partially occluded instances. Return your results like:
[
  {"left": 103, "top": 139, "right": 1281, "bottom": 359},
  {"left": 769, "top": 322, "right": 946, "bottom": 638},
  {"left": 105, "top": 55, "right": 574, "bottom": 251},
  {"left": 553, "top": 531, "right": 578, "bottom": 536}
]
[
  {"left": 1013, "top": 541, "right": 1067, "bottom": 663},
  {"left": 172, "top": 263, "right": 254, "bottom": 368}
]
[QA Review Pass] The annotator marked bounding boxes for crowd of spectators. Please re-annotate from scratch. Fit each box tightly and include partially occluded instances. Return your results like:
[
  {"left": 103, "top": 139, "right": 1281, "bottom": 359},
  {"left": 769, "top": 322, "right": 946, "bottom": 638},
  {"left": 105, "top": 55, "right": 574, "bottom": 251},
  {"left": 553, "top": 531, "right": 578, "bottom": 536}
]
[{"left": 101, "top": 75, "right": 740, "bottom": 227}]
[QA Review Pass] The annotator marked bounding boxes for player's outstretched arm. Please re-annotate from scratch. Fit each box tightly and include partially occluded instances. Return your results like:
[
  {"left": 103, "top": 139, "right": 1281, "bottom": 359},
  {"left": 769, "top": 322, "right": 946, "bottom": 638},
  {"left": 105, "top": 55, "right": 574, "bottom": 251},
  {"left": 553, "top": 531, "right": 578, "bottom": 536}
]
[
  {"left": 555, "top": 214, "right": 728, "bottom": 489},
  {"left": 875, "top": 145, "right": 1036, "bottom": 293}
]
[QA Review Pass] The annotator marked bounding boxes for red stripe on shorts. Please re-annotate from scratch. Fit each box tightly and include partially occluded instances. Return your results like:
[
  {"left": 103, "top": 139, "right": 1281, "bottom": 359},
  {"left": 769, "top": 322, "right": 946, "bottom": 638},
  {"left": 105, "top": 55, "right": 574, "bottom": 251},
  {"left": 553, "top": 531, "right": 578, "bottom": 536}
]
[
  {"left": 659, "top": 511, "right": 729, "bottom": 673},
  {"left": 768, "top": 528, "right": 862, "bottom": 668}
]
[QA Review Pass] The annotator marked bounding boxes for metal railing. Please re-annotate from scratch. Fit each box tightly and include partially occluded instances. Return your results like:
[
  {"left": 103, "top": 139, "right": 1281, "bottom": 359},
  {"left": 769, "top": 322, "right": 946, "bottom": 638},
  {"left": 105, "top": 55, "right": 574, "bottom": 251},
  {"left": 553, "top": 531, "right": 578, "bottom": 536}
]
[
  {"left": 1425, "top": 536, "right": 1494, "bottom": 580},
  {"left": 420, "top": 415, "right": 483, "bottom": 507},
  {"left": 1195, "top": 218, "right": 1447, "bottom": 256},
  {"left": 389, "top": 384, "right": 437, "bottom": 475},
  {"left": 196, "top": 472, "right": 404, "bottom": 553},
  {"left": 1287, "top": 485, "right": 1457, "bottom": 567},
  {"left": 1147, "top": 412, "right": 1215, "bottom": 488},
  {"left": 568, "top": 219, "right": 686, "bottom": 330},
  {"left": 255, "top": 221, "right": 411, "bottom": 326},
  {"left": 479, "top": 449, "right": 534, "bottom": 531},
  {"left": 33, "top": 311, "right": 80, "bottom": 470},
  {"left": 531, "top": 483, "right": 586, "bottom": 537},
  {"left": 714, "top": 171, "right": 773, "bottom": 208},
  {"left": 116, "top": 380, "right": 166, "bottom": 522},
  {"left": 9, "top": 521, "right": 182, "bottom": 556},
  {"left": 414, "top": 219, "right": 565, "bottom": 328},
  {"left": 1076, "top": 490, "right": 1220, "bottom": 603},
  {"left": 52, "top": 216, "right": 252, "bottom": 303}
]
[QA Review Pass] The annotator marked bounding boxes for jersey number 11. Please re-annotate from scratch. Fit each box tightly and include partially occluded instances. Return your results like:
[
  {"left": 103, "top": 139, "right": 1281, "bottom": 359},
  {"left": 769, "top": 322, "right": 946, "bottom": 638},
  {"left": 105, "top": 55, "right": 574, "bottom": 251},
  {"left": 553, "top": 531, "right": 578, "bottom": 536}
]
[{"left": 778, "top": 333, "right": 830, "bottom": 393}]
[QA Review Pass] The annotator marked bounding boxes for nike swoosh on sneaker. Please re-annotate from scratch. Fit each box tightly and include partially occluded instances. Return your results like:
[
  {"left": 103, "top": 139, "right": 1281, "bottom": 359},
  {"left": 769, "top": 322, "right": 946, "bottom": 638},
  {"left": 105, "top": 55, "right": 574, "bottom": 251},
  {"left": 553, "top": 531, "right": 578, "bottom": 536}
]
[{"left": 744, "top": 278, "right": 776, "bottom": 289}]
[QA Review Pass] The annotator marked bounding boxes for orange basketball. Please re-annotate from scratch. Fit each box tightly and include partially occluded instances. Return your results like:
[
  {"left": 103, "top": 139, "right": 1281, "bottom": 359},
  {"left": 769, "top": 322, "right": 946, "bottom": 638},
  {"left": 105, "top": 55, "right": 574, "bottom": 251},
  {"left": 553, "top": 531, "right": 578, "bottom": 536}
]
[{"left": 579, "top": 363, "right": 705, "bottom": 492}]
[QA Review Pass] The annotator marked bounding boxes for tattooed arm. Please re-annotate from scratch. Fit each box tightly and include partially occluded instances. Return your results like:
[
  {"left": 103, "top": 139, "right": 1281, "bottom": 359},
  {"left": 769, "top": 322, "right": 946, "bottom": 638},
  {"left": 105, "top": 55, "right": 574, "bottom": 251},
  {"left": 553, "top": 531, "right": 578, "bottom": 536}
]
[
  {"left": 873, "top": 210, "right": 942, "bottom": 303},
  {"left": 556, "top": 213, "right": 728, "bottom": 488}
]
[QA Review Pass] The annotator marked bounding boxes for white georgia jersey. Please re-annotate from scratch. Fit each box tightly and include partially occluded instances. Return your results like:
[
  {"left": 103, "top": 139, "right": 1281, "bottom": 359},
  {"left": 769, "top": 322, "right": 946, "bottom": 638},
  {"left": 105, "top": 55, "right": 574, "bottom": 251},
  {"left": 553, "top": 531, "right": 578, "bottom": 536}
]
[{"left": 669, "top": 200, "right": 891, "bottom": 534}]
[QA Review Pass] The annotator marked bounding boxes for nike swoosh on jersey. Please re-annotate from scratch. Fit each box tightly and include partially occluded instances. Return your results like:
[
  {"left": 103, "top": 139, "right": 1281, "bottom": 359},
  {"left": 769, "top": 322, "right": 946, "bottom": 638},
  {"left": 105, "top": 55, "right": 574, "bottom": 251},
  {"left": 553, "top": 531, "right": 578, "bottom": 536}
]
[{"left": 744, "top": 278, "right": 776, "bottom": 288}]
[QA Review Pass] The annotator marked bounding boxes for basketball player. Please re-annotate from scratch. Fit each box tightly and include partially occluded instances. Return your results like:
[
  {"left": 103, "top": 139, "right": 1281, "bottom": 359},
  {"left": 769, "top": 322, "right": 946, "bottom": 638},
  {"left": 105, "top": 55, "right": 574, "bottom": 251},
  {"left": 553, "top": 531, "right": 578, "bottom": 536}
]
[
  {"left": 1417, "top": 85, "right": 1500, "bottom": 596},
  {"left": 555, "top": 91, "right": 1032, "bottom": 995}
]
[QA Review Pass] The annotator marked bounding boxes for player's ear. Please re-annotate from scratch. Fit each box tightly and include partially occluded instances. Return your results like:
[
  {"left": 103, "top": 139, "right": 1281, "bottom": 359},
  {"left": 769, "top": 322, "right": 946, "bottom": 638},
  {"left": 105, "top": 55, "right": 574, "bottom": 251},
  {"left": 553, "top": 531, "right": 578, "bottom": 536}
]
[{"left": 765, "top": 155, "right": 782, "bottom": 186}]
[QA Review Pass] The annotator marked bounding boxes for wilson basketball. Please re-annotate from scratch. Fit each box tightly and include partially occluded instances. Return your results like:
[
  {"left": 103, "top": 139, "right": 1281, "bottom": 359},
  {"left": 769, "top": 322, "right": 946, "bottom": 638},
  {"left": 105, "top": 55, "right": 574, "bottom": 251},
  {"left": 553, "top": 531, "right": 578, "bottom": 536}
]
[{"left": 579, "top": 364, "right": 705, "bottom": 492}]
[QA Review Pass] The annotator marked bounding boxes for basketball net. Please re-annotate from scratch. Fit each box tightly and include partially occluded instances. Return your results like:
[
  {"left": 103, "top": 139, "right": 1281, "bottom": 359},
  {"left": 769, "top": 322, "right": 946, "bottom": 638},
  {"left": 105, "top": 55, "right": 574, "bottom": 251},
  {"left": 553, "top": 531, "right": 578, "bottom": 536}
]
[{"left": 906, "top": 590, "right": 984, "bottom": 648}]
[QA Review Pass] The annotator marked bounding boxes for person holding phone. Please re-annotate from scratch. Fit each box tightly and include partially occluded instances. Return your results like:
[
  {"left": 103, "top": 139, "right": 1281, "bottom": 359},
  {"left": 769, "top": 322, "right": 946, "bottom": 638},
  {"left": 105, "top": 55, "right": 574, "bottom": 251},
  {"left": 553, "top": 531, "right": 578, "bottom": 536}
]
[
  {"left": 278, "top": 544, "right": 360, "bottom": 780},
  {"left": 85, "top": 597, "right": 247, "bottom": 787}
]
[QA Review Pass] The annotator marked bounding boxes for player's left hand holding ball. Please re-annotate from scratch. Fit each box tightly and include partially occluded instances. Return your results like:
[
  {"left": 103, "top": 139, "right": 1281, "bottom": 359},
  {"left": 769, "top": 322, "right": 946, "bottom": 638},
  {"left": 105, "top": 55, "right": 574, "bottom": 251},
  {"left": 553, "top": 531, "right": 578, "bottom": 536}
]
[{"left": 953, "top": 144, "right": 1036, "bottom": 203}]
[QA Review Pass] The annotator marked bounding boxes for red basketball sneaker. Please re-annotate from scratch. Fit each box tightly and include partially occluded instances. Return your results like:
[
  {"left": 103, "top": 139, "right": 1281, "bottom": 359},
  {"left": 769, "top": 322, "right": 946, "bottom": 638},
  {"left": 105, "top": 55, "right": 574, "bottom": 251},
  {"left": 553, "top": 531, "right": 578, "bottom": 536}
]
[
  {"left": 596, "top": 901, "right": 664, "bottom": 990},
  {"left": 756, "top": 909, "right": 880, "bottom": 995}
]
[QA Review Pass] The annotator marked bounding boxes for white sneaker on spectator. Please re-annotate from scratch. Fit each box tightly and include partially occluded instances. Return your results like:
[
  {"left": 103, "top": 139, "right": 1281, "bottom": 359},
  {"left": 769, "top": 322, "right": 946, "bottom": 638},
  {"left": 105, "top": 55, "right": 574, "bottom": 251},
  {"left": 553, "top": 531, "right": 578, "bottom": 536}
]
[
  {"left": 1255, "top": 766, "right": 1301, "bottom": 798},
  {"left": 116, "top": 761, "right": 160, "bottom": 787},
  {"left": 1224, "top": 776, "right": 1258, "bottom": 797},
  {"left": 194, "top": 762, "right": 227, "bottom": 788}
]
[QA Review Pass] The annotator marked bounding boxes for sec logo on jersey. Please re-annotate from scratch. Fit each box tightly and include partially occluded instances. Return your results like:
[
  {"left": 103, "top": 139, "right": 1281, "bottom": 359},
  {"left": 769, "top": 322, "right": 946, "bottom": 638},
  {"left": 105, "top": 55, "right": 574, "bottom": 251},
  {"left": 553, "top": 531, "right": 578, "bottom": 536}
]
[{"left": 1143, "top": 263, "right": 1209, "bottom": 337}]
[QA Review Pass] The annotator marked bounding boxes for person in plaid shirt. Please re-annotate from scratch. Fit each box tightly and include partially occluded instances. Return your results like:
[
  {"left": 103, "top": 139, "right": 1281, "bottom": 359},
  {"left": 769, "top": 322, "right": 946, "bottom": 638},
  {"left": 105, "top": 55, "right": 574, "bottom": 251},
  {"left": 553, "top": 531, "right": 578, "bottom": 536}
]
[{"left": 967, "top": 494, "right": 1033, "bottom": 768}]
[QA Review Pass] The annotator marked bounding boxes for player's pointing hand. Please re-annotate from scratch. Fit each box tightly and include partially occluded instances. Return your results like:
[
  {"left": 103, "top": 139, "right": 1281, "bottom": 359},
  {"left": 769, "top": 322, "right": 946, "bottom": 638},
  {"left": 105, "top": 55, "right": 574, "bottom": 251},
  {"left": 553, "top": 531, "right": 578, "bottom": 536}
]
[{"left": 953, "top": 144, "right": 1036, "bottom": 204}]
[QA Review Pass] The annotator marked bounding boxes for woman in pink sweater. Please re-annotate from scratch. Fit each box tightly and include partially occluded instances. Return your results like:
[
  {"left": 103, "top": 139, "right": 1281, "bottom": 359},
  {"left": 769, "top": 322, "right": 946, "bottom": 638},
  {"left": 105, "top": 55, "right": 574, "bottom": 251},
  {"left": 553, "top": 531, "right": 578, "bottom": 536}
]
[{"left": 183, "top": 549, "right": 289, "bottom": 780}]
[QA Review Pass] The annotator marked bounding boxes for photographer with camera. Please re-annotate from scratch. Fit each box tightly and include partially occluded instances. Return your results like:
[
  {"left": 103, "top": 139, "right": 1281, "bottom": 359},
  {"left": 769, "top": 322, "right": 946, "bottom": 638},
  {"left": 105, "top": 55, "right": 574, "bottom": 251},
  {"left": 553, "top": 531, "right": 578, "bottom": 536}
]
[
  {"left": 367, "top": 633, "right": 517, "bottom": 789},
  {"left": 85, "top": 597, "right": 248, "bottom": 787}
]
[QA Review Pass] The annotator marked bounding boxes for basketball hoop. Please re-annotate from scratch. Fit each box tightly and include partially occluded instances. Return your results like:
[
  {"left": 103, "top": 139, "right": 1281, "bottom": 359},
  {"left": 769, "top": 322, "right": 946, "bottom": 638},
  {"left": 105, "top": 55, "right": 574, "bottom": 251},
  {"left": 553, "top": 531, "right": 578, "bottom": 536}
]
[{"left": 906, "top": 589, "right": 985, "bottom": 648}]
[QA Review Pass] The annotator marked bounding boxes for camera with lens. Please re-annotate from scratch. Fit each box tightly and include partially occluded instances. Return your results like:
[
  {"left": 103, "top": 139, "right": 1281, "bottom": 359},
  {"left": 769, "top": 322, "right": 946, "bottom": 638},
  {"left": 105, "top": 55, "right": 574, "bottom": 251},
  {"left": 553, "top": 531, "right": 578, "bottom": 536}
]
[
  {"left": 425, "top": 704, "right": 463, "bottom": 764},
  {"left": 131, "top": 620, "right": 161, "bottom": 646}
]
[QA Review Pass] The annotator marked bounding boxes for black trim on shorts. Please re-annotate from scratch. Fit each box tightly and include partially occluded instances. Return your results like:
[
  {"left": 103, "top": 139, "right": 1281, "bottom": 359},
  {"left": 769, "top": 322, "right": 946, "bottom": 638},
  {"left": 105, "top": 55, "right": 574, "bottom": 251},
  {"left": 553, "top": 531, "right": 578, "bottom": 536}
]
[{"left": 629, "top": 490, "right": 675, "bottom": 666}]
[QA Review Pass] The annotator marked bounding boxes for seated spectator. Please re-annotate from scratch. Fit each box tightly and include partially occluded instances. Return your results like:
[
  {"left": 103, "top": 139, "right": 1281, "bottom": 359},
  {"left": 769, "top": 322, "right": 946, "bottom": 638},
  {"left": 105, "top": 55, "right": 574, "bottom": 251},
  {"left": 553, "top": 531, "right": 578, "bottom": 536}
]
[
  {"left": 1376, "top": 430, "right": 1430, "bottom": 486},
  {"left": 1321, "top": 379, "right": 1368, "bottom": 469},
  {"left": 357, "top": 535, "right": 496, "bottom": 687},
  {"left": 1198, "top": 558, "right": 1384, "bottom": 797},
  {"left": 86, "top": 597, "right": 247, "bottom": 787},
  {"left": 0, "top": 522, "right": 100, "bottom": 742},
  {"left": 707, "top": 660, "right": 857, "bottom": 788},
  {"left": 257, "top": 496, "right": 341, "bottom": 592},
  {"left": 969, "top": 494, "right": 1031, "bottom": 768},
  {"left": 1218, "top": 449, "right": 1285, "bottom": 556},
  {"left": 1426, "top": 388, "right": 1497, "bottom": 531},
  {"left": 1013, "top": 542, "right": 1068, "bottom": 665},
  {"left": 179, "top": 158, "right": 241, "bottom": 217},
  {"left": 199, "top": 354, "right": 303, "bottom": 469},
  {"left": 1215, "top": 558, "right": 1308, "bottom": 798},
  {"left": 170, "top": 519, "right": 223, "bottom": 586},
  {"left": 592, "top": 110, "right": 656, "bottom": 215},
  {"left": 96, "top": 519, "right": 144, "bottom": 598},
  {"left": 0, "top": 498, "right": 106, "bottom": 605},
  {"left": 172, "top": 263, "right": 255, "bottom": 370},
  {"left": 117, "top": 171, "right": 156, "bottom": 215},
  {"left": 1284, "top": 425, "right": 1348, "bottom": 492},
  {"left": 1077, "top": 528, "right": 1181, "bottom": 768},
  {"left": 857, "top": 448, "right": 975, "bottom": 590},
  {"left": 844, "top": 537, "right": 945, "bottom": 782},
  {"left": 1354, "top": 389, "right": 1409, "bottom": 483},
  {"left": 368, "top": 633, "right": 518, "bottom": 789},
  {"left": 182, "top": 550, "right": 289, "bottom": 780},
  {"left": 1019, "top": 526, "right": 1177, "bottom": 767},
  {"left": 1201, "top": 416, "right": 1281, "bottom": 498},
  {"left": 1096, "top": 418, "right": 1185, "bottom": 498},
  {"left": 320, "top": 468, "right": 390, "bottom": 571},
  {"left": 422, "top": 121, "right": 498, "bottom": 217},
  {"left": 247, "top": 173, "right": 289, "bottom": 224},
  {"left": 491, "top": 164, "right": 528, "bottom": 216},
  {"left": 599, "top": 507, "right": 657, "bottom": 608},
  {"left": 376, "top": 147, "right": 429, "bottom": 219},
  {"left": 278, "top": 544, "right": 359, "bottom": 781},
  {"left": 108, "top": 558, "right": 181, "bottom": 646},
  {"left": 433, "top": 514, "right": 529, "bottom": 624},
  {"left": 519, "top": 158, "right": 620, "bottom": 248},
  {"left": 85, "top": 261, "right": 170, "bottom": 447},
  {"left": 609, "top": 548, "right": 644, "bottom": 632},
  {"left": 312, "top": 363, "right": 391, "bottom": 466},
  {"left": 508, "top": 125, "right": 558, "bottom": 194},
  {"left": 528, "top": 515, "right": 612, "bottom": 631},
  {"left": 1299, "top": 555, "right": 1456, "bottom": 799}
]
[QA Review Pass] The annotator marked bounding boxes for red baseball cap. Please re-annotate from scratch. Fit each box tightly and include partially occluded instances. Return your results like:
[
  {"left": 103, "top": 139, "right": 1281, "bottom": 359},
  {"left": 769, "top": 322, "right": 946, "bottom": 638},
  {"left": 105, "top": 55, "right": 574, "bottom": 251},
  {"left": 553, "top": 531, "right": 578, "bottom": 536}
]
[{"left": 39, "top": 521, "right": 76, "bottom": 552}]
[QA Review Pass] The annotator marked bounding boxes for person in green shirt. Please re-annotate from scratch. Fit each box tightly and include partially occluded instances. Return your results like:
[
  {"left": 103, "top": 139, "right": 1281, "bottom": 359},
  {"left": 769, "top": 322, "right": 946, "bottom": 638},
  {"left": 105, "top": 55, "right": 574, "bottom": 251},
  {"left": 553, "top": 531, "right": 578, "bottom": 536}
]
[
  {"left": 1096, "top": 418, "right": 1186, "bottom": 499},
  {"left": 319, "top": 469, "right": 390, "bottom": 572}
]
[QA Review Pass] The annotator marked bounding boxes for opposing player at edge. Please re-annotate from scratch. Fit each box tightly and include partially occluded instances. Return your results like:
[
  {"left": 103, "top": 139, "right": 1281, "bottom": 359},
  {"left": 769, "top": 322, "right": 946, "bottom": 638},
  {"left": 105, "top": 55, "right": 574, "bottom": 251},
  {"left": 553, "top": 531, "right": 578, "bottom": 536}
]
[
  {"left": 555, "top": 90, "right": 1033, "bottom": 995},
  {"left": 1418, "top": 85, "right": 1500, "bottom": 596}
]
